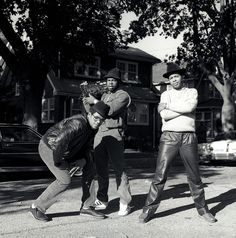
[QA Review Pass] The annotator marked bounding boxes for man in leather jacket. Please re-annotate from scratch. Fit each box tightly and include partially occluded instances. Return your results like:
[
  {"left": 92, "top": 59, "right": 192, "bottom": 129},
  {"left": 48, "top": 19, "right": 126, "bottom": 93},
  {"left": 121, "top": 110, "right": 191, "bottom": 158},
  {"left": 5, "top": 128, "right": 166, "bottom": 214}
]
[
  {"left": 139, "top": 63, "right": 217, "bottom": 224},
  {"left": 30, "top": 101, "right": 110, "bottom": 222}
]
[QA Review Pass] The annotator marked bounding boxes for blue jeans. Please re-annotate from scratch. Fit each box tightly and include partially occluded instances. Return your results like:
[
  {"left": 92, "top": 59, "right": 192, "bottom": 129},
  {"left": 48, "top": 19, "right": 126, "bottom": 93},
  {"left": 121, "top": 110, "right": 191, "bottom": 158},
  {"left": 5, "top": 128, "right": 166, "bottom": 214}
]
[
  {"left": 34, "top": 140, "right": 95, "bottom": 213},
  {"left": 94, "top": 129, "right": 132, "bottom": 205}
]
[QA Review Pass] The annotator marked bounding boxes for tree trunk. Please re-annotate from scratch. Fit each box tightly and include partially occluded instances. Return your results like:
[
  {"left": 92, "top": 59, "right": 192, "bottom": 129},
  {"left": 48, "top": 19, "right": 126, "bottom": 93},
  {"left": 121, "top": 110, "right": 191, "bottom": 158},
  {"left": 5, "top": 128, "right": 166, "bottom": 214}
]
[
  {"left": 20, "top": 62, "right": 47, "bottom": 131},
  {"left": 208, "top": 70, "right": 235, "bottom": 133},
  {"left": 221, "top": 97, "right": 235, "bottom": 132},
  {"left": 22, "top": 88, "right": 41, "bottom": 131}
]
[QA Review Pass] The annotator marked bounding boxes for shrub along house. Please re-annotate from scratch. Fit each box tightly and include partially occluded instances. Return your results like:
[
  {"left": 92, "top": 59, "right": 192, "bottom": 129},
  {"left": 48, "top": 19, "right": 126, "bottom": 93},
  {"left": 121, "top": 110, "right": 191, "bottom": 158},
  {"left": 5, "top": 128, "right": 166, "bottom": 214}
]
[{"left": 42, "top": 47, "right": 161, "bottom": 151}]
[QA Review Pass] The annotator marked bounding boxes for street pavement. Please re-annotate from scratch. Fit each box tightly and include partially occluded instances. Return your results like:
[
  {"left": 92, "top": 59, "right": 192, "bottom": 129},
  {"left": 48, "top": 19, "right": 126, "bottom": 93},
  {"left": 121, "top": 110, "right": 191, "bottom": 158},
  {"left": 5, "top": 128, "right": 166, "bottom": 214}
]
[{"left": 0, "top": 151, "right": 236, "bottom": 238}]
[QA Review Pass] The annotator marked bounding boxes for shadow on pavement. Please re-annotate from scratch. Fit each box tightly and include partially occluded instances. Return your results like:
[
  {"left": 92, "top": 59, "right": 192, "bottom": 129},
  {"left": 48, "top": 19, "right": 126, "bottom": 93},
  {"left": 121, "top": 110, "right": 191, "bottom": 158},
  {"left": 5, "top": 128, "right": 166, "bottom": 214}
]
[
  {"left": 0, "top": 164, "right": 232, "bottom": 218},
  {"left": 208, "top": 188, "right": 236, "bottom": 215},
  {"left": 105, "top": 183, "right": 236, "bottom": 220},
  {"left": 104, "top": 183, "right": 203, "bottom": 215},
  {"left": 47, "top": 211, "right": 80, "bottom": 219}
]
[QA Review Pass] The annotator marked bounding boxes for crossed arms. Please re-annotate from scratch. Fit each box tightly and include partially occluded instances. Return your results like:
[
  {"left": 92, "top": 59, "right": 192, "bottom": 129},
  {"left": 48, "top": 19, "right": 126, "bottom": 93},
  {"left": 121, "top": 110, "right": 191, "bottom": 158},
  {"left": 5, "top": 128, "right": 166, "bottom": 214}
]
[{"left": 158, "top": 89, "right": 198, "bottom": 121}]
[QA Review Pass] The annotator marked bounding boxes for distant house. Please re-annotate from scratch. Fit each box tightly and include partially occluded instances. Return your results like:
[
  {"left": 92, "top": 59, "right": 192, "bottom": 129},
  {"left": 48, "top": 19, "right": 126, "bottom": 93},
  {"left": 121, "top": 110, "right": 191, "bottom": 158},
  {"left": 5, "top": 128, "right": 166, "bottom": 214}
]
[
  {"left": 42, "top": 47, "right": 161, "bottom": 151},
  {"left": 152, "top": 62, "right": 224, "bottom": 142}
]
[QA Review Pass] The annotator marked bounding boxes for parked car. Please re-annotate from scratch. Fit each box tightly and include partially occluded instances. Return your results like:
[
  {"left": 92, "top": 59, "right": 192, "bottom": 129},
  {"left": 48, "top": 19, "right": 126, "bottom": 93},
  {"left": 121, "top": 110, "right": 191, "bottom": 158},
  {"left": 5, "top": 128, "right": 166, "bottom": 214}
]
[
  {"left": 198, "top": 131, "right": 236, "bottom": 162},
  {"left": 0, "top": 124, "right": 46, "bottom": 172}
]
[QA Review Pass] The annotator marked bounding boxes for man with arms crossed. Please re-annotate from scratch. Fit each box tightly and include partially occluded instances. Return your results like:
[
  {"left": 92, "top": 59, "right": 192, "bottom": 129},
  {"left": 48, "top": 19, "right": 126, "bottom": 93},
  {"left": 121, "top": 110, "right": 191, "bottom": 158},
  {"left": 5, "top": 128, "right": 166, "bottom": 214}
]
[{"left": 139, "top": 63, "right": 217, "bottom": 224}]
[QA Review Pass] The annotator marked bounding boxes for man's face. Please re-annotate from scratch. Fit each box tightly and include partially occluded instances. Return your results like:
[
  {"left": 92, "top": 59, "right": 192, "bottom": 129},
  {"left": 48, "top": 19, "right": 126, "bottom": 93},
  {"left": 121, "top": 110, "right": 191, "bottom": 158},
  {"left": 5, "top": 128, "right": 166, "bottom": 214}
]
[
  {"left": 87, "top": 112, "right": 105, "bottom": 129},
  {"left": 106, "top": 78, "right": 119, "bottom": 92},
  {"left": 168, "top": 73, "right": 182, "bottom": 89}
]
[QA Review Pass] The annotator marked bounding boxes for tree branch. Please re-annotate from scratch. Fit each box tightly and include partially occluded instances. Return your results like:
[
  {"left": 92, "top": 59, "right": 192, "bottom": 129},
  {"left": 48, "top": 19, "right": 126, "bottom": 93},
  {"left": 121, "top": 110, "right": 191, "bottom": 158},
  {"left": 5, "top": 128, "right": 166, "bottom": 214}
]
[
  {"left": 0, "top": 12, "right": 28, "bottom": 59},
  {"left": 208, "top": 74, "right": 224, "bottom": 93},
  {"left": 0, "top": 38, "right": 17, "bottom": 68}
]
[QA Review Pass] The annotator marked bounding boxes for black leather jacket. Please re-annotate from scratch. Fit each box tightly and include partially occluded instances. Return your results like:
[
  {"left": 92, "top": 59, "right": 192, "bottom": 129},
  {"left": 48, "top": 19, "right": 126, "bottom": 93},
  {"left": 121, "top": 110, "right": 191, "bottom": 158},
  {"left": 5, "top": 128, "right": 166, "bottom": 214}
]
[{"left": 42, "top": 114, "right": 94, "bottom": 166}]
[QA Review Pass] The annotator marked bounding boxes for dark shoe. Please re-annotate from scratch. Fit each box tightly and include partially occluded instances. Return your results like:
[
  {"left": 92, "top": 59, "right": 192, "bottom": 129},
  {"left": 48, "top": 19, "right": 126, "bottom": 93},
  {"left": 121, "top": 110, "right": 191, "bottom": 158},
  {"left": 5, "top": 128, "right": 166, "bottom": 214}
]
[
  {"left": 80, "top": 207, "right": 106, "bottom": 219},
  {"left": 199, "top": 213, "right": 217, "bottom": 223},
  {"left": 29, "top": 206, "right": 50, "bottom": 222},
  {"left": 139, "top": 210, "right": 154, "bottom": 224}
]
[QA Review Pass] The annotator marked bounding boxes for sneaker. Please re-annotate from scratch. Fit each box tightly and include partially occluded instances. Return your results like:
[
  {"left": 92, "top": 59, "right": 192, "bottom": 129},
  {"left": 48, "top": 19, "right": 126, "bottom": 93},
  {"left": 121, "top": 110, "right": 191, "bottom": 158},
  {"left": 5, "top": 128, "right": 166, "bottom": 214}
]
[
  {"left": 199, "top": 213, "right": 217, "bottom": 223},
  {"left": 93, "top": 199, "right": 108, "bottom": 210},
  {"left": 69, "top": 166, "right": 83, "bottom": 177},
  {"left": 80, "top": 207, "right": 106, "bottom": 219},
  {"left": 29, "top": 205, "right": 50, "bottom": 222},
  {"left": 118, "top": 203, "right": 131, "bottom": 216},
  {"left": 139, "top": 210, "right": 155, "bottom": 223}
]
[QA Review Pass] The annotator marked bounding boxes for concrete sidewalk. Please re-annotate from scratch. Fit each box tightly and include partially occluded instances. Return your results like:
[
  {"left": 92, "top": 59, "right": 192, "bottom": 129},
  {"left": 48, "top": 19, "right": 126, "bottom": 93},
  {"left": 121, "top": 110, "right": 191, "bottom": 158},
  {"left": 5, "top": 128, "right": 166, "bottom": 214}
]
[{"left": 0, "top": 163, "right": 236, "bottom": 238}]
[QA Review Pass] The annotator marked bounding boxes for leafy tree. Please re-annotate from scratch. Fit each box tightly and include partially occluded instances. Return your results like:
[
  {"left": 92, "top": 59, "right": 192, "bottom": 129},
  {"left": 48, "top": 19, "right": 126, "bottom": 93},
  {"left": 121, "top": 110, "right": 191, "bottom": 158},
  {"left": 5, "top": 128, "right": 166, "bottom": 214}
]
[
  {"left": 3, "top": 0, "right": 235, "bottom": 132},
  {"left": 0, "top": 0, "right": 161, "bottom": 129},
  {"left": 125, "top": 0, "right": 236, "bottom": 132}
]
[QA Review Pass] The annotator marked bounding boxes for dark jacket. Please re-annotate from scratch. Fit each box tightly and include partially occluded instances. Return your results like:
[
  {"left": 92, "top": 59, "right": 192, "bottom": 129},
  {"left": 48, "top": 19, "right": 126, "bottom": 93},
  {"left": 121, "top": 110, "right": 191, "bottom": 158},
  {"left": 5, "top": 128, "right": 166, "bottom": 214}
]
[{"left": 42, "top": 114, "right": 94, "bottom": 166}]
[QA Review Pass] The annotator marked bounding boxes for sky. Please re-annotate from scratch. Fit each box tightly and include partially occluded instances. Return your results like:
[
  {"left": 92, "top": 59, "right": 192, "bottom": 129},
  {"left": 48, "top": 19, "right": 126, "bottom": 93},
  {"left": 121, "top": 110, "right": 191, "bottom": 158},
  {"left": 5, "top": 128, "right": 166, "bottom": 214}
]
[{"left": 121, "top": 12, "right": 183, "bottom": 61}]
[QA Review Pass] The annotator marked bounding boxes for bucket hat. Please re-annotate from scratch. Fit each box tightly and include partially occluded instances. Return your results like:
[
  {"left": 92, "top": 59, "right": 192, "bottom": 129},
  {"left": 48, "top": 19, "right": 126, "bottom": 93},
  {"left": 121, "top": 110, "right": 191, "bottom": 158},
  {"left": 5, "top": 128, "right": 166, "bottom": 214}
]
[
  {"left": 90, "top": 101, "right": 110, "bottom": 119},
  {"left": 104, "top": 67, "right": 121, "bottom": 81},
  {"left": 163, "top": 63, "right": 186, "bottom": 78}
]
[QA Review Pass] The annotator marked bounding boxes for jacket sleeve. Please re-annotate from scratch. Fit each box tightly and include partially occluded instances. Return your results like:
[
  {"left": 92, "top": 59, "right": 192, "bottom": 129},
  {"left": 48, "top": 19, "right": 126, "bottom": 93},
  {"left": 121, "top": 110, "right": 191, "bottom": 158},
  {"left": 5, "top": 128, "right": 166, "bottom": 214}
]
[
  {"left": 168, "top": 88, "right": 198, "bottom": 114},
  {"left": 51, "top": 119, "right": 81, "bottom": 166},
  {"left": 107, "top": 91, "right": 131, "bottom": 117}
]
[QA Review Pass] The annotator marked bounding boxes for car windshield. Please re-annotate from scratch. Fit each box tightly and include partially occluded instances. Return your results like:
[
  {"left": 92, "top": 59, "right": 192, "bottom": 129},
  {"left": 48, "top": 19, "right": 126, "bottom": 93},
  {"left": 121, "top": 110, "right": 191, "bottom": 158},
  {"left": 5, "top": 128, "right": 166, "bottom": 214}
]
[{"left": 214, "top": 131, "right": 236, "bottom": 141}]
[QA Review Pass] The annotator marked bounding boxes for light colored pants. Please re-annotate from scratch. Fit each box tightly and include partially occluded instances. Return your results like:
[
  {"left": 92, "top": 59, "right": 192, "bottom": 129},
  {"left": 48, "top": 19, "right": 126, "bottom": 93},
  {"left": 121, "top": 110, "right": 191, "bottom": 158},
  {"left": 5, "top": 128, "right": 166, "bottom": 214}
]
[
  {"left": 94, "top": 128, "right": 132, "bottom": 205},
  {"left": 34, "top": 140, "right": 95, "bottom": 213}
]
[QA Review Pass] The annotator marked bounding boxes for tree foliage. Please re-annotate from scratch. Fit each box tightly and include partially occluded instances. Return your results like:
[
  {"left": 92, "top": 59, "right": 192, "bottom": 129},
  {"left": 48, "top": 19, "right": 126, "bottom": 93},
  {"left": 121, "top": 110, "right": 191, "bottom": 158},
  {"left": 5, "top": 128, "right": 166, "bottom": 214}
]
[
  {"left": 124, "top": 0, "right": 236, "bottom": 131},
  {"left": 0, "top": 0, "right": 160, "bottom": 128},
  {"left": 1, "top": 0, "right": 235, "bottom": 131}
]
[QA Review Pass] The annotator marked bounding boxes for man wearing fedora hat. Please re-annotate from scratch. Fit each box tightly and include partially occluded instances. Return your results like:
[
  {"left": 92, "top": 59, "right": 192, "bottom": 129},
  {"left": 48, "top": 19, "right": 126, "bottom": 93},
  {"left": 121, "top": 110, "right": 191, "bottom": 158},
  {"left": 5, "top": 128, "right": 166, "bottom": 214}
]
[
  {"left": 30, "top": 101, "right": 110, "bottom": 222},
  {"left": 83, "top": 67, "right": 132, "bottom": 216},
  {"left": 139, "top": 63, "right": 216, "bottom": 224}
]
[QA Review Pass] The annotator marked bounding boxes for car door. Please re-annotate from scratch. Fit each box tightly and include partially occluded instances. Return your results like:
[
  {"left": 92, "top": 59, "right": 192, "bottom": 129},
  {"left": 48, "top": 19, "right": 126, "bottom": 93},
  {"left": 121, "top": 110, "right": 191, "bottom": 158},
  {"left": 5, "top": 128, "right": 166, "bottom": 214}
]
[{"left": 0, "top": 126, "right": 42, "bottom": 166}]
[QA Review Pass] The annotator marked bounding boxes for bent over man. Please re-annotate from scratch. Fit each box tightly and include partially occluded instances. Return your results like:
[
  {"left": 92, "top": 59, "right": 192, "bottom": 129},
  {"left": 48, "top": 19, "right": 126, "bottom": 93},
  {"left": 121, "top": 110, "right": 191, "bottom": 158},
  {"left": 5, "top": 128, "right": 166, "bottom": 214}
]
[
  {"left": 30, "top": 101, "right": 110, "bottom": 222},
  {"left": 139, "top": 63, "right": 217, "bottom": 224}
]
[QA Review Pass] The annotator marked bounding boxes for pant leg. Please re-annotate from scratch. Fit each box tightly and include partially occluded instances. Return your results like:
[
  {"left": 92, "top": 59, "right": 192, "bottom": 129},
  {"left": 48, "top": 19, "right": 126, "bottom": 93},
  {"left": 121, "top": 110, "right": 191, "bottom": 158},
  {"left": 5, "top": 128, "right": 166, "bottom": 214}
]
[
  {"left": 179, "top": 133, "right": 209, "bottom": 215},
  {"left": 34, "top": 140, "right": 71, "bottom": 213},
  {"left": 106, "top": 130, "right": 131, "bottom": 205},
  {"left": 81, "top": 150, "right": 96, "bottom": 208},
  {"left": 143, "top": 133, "right": 179, "bottom": 213},
  {"left": 94, "top": 131, "right": 109, "bottom": 202}
]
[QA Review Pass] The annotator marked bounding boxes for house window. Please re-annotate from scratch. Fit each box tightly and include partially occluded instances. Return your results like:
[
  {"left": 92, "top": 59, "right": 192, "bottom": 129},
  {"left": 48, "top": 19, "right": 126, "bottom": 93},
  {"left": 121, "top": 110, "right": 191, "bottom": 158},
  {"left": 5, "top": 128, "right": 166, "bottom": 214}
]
[
  {"left": 116, "top": 60, "right": 139, "bottom": 83},
  {"left": 15, "top": 82, "right": 20, "bottom": 96},
  {"left": 74, "top": 57, "right": 101, "bottom": 79},
  {"left": 42, "top": 98, "right": 55, "bottom": 123},
  {"left": 70, "top": 97, "right": 83, "bottom": 116},
  {"left": 209, "top": 83, "right": 221, "bottom": 99},
  {"left": 127, "top": 102, "right": 149, "bottom": 125}
]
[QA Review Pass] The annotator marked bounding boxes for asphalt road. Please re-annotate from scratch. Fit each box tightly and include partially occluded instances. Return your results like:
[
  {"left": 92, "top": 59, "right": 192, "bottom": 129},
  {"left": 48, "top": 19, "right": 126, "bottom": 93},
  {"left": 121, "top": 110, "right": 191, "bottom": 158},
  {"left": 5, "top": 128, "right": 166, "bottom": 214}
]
[{"left": 1, "top": 156, "right": 236, "bottom": 238}]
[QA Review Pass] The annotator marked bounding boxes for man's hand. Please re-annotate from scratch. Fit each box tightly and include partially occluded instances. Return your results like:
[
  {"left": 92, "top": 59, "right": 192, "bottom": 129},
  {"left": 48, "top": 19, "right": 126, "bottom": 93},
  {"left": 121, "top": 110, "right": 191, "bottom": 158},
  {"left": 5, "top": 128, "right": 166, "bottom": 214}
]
[
  {"left": 69, "top": 159, "right": 86, "bottom": 177},
  {"left": 55, "top": 160, "right": 69, "bottom": 170},
  {"left": 158, "top": 103, "right": 167, "bottom": 113},
  {"left": 82, "top": 94, "right": 98, "bottom": 105}
]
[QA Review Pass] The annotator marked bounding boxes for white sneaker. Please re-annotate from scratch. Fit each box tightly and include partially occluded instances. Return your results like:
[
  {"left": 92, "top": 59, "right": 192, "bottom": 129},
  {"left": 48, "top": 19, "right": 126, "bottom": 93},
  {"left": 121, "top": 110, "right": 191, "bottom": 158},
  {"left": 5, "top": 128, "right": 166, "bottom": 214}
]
[
  {"left": 118, "top": 203, "right": 131, "bottom": 216},
  {"left": 94, "top": 199, "right": 108, "bottom": 210}
]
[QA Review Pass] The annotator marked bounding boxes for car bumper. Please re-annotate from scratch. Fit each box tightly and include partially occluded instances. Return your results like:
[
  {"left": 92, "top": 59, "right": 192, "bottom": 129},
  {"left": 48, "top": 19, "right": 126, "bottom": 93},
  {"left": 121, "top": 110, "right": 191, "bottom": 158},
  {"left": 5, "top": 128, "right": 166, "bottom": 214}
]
[{"left": 212, "top": 153, "right": 236, "bottom": 161}]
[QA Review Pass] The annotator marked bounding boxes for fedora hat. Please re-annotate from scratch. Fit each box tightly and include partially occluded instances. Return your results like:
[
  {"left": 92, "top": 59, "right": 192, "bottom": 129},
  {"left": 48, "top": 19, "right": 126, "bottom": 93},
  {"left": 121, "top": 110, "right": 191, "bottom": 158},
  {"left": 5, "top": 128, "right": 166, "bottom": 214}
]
[
  {"left": 104, "top": 67, "right": 121, "bottom": 81},
  {"left": 90, "top": 101, "right": 110, "bottom": 119},
  {"left": 163, "top": 63, "right": 186, "bottom": 78}
]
